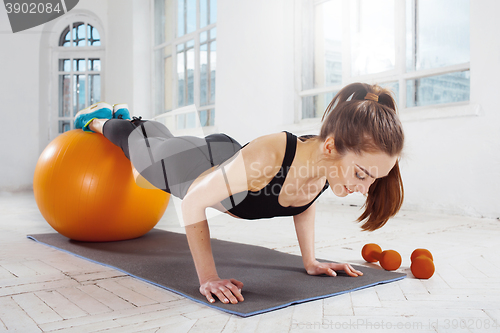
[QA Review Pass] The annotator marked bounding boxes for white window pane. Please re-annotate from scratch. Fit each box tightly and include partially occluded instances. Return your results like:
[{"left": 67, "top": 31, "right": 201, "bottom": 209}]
[
  {"left": 165, "top": 0, "right": 175, "bottom": 41},
  {"left": 198, "top": 109, "right": 215, "bottom": 127},
  {"left": 177, "top": 49, "right": 185, "bottom": 106},
  {"left": 176, "top": 113, "right": 185, "bottom": 129},
  {"left": 155, "top": 0, "right": 176, "bottom": 45},
  {"left": 209, "top": 109, "right": 215, "bottom": 126},
  {"left": 314, "top": 0, "right": 342, "bottom": 88},
  {"left": 73, "top": 22, "right": 86, "bottom": 47},
  {"left": 210, "top": 40, "right": 216, "bottom": 104},
  {"left": 302, "top": 91, "right": 337, "bottom": 119},
  {"left": 200, "top": 0, "right": 208, "bottom": 28},
  {"left": 187, "top": 47, "right": 195, "bottom": 104},
  {"left": 73, "top": 59, "right": 86, "bottom": 72},
  {"left": 379, "top": 81, "right": 399, "bottom": 106},
  {"left": 177, "top": 0, "right": 185, "bottom": 37},
  {"left": 186, "top": 112, "right": 196, "bottom": 128},
  {"left": 58, "top": 120, "right": 71, "bottom": 133},
  {"left": 59, "top": 59, "right": 71, "bottom": 72},
  {"left": 200, "top": 30, "right": 207, "bottom": 43},
  {"left": 164, "top": 55, "right": 173, "bottom": 112},
  {"left": 406, "top": 0, "right": 469, "bottom": 71},
  {"left": 78, "top": 24, "right": 86, "bottom": 46},
  {"left": 61, "top": 27, "right": 71, "bottom": 47},
  {"left": 88, "top": 59, "right": 101, "bottom": 71},
  {"left": 350, "top": 0, "right": 395, "bottom": 76},
  {"left": 88, "top": 74, "right": 101, "bottom": 106},
  {"left": 199, "top": 110, "right": 208, "bottom": 126},
  {"left": 87, "top": 24, "right": 100, "bottom": 46},
  {"left": 73, "top": 74, "right": 86, "bottom": 115},
  {"left": 155, "top": 47, "right": 173, "bottom": 115},
  {"left": 155, "top": 0, "right": 165, "bottom": 45},
  {"left": 209, "top": 0, "right": 217, "bottom": 24},
  {"left": 187, "top": 0, "right": 196, "bottom": 33},
  {"left": 154, "top": 49, "right": 164, "bottom": 114},
  {"left": 200, "top": 43, "right": 208, "bottom": 106},
  {"left": 59, "top": 75, "right": 71, "bottom": 117},
  {"left": 406, "top": 70, "right": 470, "bottom": 107}
]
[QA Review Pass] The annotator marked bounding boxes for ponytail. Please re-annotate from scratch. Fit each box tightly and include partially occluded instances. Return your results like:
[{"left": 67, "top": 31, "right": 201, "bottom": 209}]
[
  {"left": 357, "top": 160, "right": 404, "bottom": 231},
  {"left": 319, "top": 82, "right": 405, "bottom": 231}
]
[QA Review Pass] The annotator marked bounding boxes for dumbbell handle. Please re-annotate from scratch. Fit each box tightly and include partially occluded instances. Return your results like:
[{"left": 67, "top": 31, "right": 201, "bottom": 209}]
[{"left": 368, "top": 250, "right": 382, "bottom": 261}]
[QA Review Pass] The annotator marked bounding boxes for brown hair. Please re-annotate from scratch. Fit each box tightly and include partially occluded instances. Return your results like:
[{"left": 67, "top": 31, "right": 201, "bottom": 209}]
[{"left": 319, "top": 82, "right": 404, "bottom": 231}]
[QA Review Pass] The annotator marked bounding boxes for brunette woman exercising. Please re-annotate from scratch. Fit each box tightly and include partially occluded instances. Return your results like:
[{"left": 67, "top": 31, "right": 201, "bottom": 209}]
[{"left": 74, "top": 82, "right": 404, "bottom": 305}]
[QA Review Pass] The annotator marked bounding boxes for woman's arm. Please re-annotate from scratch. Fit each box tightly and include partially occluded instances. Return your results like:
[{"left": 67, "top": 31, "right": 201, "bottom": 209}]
[
  {"left": 293, "top": 202, "right": 318, "bottom": 271},
  {"left": 182, "top": 133, "right": 286, "bottom": 303},
  {"left": 181, "top": 134, "right": 284, "bottom": 304},
  {"left": 293, "top": 203, "right": 363, "bottom": 277},
  {"left": 181, "top": 152, "right": 249, "bottom": 304},
  {"left": 183, "top": 218, "right": 244, "bottom": 304}
]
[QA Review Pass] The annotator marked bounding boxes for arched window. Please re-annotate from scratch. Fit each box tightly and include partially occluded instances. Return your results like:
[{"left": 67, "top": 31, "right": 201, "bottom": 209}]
[{"left": 56, "top": 22, "right": 103, "bottom": 133}]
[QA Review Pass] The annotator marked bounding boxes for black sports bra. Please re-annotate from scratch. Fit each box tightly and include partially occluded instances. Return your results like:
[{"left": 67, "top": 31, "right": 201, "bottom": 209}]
[{"left": 221, "top": 131, "right": 329, "bottom": 219}]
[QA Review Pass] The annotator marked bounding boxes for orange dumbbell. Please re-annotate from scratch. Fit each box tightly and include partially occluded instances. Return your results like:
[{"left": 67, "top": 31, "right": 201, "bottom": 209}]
[
  {"left": 361, "top": 243, "right": 402, "bottom": 271},
  {"left": 410, "top": 249, "right": 435, "bottom": 279}
]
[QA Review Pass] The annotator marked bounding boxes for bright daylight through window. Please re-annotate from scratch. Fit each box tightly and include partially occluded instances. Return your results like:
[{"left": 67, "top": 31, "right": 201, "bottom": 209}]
[
  {"left": 301, "top": 0, "right": 470, "bottom": 119},
  {"left": 154, "top": 0, "right": 217, "bottom": 130}
]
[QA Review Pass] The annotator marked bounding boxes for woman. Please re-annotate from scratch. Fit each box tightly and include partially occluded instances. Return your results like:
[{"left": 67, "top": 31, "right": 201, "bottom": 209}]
[{"left": 74, "top": 82, "right": 404, "bottom": 305}]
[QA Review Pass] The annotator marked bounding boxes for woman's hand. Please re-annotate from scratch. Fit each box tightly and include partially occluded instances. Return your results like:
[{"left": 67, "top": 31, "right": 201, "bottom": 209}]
[
  {"left": 306, "top": 260, "right": 363, "bottom": 277},
  {"left": 200, "top": 277, "right": 245, "bottom": 304}
]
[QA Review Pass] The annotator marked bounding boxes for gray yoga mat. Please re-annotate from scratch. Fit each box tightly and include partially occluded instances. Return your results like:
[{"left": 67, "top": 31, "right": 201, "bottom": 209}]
[{"left": 28, "top": 229, "right": 405, "bottom": 317}]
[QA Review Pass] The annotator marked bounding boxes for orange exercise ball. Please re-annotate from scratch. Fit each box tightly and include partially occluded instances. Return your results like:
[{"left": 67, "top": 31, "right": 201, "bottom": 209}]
[{"left": 33, "top": 129, "right": 170, "bottom": 242}]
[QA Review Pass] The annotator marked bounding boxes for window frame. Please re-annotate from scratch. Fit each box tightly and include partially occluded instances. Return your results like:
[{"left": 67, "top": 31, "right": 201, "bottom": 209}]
[
  {"left": 51, "top": 16, "right": 105, "bottom": 140},
  {"left": 296, "top": 0, "right": 472, "bottom": 123},
  {"left": 152, "top": 0, "right": 217, "bottom": 133}
]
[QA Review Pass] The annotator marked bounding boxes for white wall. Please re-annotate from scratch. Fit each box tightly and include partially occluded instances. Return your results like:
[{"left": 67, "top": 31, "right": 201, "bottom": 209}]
[
  {"left": 131, "top": 0, "right": 153, "bottom": 119},
  {"left": 216, "top": 0, "right": 295, "bottom": 144},
  {"left": 0, "top": 5, "right": 42, "bottom": 192},
  {"left": 105, "top": 0, "right": 134, "bottom": 106},
  {"left": 0, "top": 0, "right": 150, "bottom": 192}
]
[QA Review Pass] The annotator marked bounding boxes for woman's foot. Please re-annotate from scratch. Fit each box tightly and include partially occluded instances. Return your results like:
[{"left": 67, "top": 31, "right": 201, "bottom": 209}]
[
  {"left": 74, "top": 102, "right": 113, "bottom": 132},
  {"left": 113, "top": 103, "right": 131, "bottom": 120}
]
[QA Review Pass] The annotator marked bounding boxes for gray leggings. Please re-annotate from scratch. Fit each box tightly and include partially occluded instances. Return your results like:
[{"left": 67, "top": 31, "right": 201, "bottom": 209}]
[{"left": 102, "top": 119, "right": 242, "bottom": 199}]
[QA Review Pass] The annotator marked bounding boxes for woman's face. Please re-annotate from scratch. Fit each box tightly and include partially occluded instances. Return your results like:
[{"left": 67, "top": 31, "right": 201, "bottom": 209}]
[{"left": 327, "top": 150, "right": 397, "bottom": 197}]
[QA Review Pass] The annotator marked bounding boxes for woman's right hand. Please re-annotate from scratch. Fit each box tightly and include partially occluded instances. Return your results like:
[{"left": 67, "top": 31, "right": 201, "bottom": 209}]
[{"left": 200, "top": 277, "right": 244, "bottom": 304}]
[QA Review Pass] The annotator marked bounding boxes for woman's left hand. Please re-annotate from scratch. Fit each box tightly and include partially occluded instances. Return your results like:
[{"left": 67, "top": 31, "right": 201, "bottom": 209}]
[{"left": 306, "top": 260, "right": 363, "bottom": 277}]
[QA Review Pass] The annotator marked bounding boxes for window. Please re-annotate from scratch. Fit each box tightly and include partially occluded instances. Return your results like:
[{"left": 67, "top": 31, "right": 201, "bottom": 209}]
[
  {"left": 405, "top": 0, "right": 470, "bottom": 107},
  {"left": 56, "top": 22, "right": 103, "bottom": 133},
  {"left": 300, "top": 0, "right": 470, "bottom": 119},
  {"left": 154, "top": 0, "right": 217, "bottom": 129}
]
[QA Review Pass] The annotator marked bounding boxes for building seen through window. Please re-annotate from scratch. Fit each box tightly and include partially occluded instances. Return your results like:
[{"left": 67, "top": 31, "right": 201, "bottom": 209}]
[{"left": 301, "top": 0, "right": 470, "bottom": 119}]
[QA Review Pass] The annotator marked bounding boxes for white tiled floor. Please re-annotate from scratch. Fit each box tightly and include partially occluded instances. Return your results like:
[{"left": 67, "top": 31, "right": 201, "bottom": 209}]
[{"left": 0, "top": 192, "right": 499, "bottom": 332}]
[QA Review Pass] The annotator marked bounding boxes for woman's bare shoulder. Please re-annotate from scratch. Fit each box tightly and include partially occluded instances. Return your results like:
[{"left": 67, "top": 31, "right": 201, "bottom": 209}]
[
  {"left": 241, "top": 132, "right": 287, "bottom": 166},
  {"left": 236, "top": 132, "right": 287, "bottom": 190}
]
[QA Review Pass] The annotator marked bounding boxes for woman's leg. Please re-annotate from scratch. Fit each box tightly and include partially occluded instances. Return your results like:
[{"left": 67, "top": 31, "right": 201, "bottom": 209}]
[
  {"left": 99, "top": 118, "right": 143, "bottom": 160},
  {"left": 88, "top": 118, "right": 107, "bottom": 134},
  {"left": 95, "top": 118, "right": 176, "bottom": 194}
]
